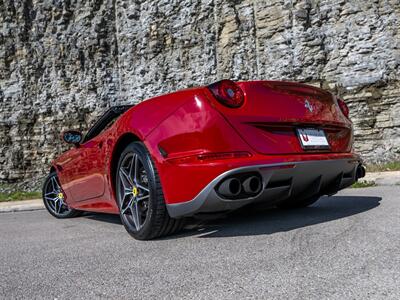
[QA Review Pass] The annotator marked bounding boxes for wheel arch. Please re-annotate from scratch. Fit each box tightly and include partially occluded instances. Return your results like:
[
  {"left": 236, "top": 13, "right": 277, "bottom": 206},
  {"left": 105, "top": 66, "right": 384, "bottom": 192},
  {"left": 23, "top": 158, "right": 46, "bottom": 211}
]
[{"left": 109, "top": 132, "right": 142, "bottom": 200}]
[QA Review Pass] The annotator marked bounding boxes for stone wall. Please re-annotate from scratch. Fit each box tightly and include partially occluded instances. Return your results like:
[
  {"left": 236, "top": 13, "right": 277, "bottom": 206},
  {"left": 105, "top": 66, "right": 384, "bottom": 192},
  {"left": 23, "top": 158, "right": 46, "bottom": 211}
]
[{"left": 0, "top": 0, "right": 399, "bottom": 183}]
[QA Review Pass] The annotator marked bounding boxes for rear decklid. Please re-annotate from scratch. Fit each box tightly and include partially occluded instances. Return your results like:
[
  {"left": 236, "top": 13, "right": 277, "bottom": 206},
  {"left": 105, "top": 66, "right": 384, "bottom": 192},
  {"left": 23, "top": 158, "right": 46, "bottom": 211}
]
[{"left": 207, "top": 81, "right": 352, "bottom": 155}]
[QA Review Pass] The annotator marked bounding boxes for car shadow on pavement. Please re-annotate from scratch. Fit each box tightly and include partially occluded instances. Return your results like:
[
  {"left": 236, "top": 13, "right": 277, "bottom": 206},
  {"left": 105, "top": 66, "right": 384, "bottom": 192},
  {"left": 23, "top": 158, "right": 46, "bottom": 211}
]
[
  {"left": 83, "top": 212, "right": 122, "bottom": 225},
  {"left": 172, "top": 195, "right": 382, "bottom": 239},
  {"left": 81, "top": 195, "right": 381, "bottom": 240}
]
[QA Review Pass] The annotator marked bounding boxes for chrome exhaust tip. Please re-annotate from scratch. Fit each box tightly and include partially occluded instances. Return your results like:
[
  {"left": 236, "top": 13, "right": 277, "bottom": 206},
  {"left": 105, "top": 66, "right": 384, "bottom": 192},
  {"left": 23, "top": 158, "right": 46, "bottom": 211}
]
[
  {"left": 356, "top": 164, "right": 366, "bottom": 179},
  {"left": 242, "top": 176, "right": 262, "bottom": 195},
  {"left": 217, "top": 178, "right": 242, "bottom": 197}
]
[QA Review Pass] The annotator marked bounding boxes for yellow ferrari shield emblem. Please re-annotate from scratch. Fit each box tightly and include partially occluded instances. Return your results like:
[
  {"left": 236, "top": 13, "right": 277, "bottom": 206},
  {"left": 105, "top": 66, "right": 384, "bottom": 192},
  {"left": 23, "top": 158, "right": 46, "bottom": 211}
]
[{"left": 132, "top": 186, "right": 138, "bottom": 197}]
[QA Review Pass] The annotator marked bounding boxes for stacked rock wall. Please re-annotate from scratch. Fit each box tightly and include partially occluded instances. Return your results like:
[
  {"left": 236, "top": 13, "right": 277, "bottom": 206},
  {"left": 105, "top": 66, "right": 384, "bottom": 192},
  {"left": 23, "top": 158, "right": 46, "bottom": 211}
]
[{"left": 0, "top": 0, "right": 399, "bottom": 183}]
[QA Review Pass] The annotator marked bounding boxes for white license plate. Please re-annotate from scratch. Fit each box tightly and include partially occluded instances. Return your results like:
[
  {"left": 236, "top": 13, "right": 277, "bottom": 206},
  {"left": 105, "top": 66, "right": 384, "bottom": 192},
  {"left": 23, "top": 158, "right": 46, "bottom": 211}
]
[{"left": 296, "top": 128, "right": 329, "bottom": 149}]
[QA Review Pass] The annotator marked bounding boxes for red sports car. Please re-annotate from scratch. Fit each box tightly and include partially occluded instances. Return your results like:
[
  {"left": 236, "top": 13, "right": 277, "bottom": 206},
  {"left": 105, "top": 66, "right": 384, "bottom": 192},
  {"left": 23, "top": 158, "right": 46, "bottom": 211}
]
[{"left": 43, "top": 80, "right": 365, "bottom": 240}]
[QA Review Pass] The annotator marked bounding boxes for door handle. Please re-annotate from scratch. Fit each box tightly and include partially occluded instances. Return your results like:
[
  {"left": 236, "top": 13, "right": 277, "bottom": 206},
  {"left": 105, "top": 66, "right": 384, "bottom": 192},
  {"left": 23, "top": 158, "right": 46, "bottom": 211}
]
[{"left": 98, "top": 141, "right": 103, "bottom": 149}]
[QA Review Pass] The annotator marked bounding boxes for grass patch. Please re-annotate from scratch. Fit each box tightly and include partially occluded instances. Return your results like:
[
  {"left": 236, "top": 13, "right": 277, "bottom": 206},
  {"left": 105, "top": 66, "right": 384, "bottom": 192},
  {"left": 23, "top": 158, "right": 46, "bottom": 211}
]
[
  {"left": 351, "top": 181, "right": 376, "bottom": 188},
  {"left": 366, "top": 161, "right": 400, "bottom": 172},
  {"left": 0, "top": 191, "right": 42, "bottom": 202}
]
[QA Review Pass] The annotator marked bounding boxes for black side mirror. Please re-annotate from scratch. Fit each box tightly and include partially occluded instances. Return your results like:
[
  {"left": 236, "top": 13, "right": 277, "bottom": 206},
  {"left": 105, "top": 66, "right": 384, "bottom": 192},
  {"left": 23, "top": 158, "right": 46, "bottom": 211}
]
[{"left": 62, "top": 130, "right": 83, "bottom": 146}]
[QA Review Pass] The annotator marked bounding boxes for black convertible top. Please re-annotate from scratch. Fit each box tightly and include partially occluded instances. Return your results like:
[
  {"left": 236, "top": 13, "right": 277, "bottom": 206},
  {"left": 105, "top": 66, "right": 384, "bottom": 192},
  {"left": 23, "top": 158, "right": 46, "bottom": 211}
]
[{"left": 83, "top": 105, "right": 133, "bottom": 143}]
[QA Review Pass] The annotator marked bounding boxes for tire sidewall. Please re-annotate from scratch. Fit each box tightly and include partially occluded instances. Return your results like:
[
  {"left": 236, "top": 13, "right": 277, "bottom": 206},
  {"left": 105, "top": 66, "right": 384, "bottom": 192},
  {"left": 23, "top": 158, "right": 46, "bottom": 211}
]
[{"left": 115, "top": 142, "right": 159, "bottom": 239}]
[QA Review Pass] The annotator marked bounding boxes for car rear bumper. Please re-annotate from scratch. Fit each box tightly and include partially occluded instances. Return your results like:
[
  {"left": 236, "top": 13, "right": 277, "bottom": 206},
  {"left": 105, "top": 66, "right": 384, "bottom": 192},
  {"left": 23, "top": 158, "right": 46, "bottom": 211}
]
[{"left": 166, "top": 158, "right": 363, "bottom": 218}]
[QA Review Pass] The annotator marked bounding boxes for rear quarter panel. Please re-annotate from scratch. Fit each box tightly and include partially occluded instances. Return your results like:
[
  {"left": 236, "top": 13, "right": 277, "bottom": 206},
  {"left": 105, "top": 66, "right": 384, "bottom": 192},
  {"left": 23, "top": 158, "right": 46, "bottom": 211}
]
[
  {"left": 144, "top": 90, "right": 253, "bottom": 204},
  {"left": 104, "top": 88, "right": 216, "bottom": 207}
]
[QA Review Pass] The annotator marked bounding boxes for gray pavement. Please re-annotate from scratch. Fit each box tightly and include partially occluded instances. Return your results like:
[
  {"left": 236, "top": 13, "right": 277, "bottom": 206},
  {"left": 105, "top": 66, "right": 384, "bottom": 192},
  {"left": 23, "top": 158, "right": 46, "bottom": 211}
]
[{"left": 0, "top": 186, "right": 399, "bottom": 299}]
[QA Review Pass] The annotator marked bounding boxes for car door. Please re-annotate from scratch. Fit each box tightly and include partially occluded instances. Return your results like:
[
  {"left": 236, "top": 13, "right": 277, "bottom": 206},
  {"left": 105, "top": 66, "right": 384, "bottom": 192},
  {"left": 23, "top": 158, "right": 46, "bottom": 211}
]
[
  {"left": 55, "top": 146, "right": 85, "bottom": 204},
  {"left": 67, "top": 133, "right": 108, "bottom": 201},
  {"left": 56, "top": 106, "right": 132, "bottom": 204}
]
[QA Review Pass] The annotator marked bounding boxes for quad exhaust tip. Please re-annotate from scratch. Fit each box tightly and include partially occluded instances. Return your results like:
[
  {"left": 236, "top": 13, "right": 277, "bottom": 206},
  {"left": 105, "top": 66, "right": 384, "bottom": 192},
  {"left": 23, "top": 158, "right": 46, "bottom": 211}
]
[
  {"left": 217, "top": 174, "right": 263, "bottom": 199},
  {"left": 242, "top": 176, "right": 262, "bottom": 194},
  {"left": 217, "top": 178, "right": 242, "bottom": 197},
  {"left": 356, "top": 164, "right": 366, "bottom": 179}
]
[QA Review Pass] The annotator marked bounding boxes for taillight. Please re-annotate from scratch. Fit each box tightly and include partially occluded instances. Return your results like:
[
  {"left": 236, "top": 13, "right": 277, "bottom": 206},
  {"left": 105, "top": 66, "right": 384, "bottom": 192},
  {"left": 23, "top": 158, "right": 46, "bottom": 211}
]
[
  {"left": 167, "top": 151, "right": 252, "bottom": 164},
  {"left": 338, "top": 98, "right": 349, "bottom": 118},
  {"left": 197, "top": 151, "right": 251, "bottom": 161},
  {"left": 207, "top": 80, "right": 244, "bottom": 108}
]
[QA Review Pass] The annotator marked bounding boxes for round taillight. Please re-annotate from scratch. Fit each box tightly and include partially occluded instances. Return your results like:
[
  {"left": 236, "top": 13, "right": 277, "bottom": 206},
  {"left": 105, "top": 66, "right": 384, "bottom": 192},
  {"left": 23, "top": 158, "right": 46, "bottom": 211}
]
[
  {"left": 338, "top": 98, "right": 349, "bottom": 118},
  {"left": 207, "top": 80, "right": 244, "bottom": 108}
]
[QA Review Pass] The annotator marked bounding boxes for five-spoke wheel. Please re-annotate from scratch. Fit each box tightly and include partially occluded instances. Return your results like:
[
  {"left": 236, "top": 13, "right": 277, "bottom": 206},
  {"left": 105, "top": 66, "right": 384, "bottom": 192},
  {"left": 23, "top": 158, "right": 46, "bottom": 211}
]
[
  {"left": 116, "top": 142, "right": 185, "bottom": 240},
  {"left": 118, "top": 152, "right": 150, "bottom": 231},
  {"left": 42, "top": 172, "right": 80, "bottom": 218}
]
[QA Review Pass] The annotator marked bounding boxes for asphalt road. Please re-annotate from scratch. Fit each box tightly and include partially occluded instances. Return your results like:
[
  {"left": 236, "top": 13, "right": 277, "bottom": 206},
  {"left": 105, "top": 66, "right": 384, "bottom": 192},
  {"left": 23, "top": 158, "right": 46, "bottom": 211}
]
[{"left": 1, "top": 186, "right": 399, "bottom": 299}]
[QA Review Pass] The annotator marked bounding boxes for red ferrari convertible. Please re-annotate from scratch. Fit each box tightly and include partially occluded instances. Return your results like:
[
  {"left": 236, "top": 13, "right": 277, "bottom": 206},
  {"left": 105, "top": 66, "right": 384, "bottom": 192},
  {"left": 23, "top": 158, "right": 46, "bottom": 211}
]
[{"left": 43, "top": 80, "right": 365, "bottom": 240}]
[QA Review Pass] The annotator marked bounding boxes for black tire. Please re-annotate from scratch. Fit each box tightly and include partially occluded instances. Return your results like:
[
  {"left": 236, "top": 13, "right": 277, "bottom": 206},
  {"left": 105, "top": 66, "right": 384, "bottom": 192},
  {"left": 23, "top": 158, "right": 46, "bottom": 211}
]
[
  {"left": 42, "top": 172, "right": 81, "bottom": 218},
  {"left": 115, "top": 141, "right": 185, "bottom": 240},
  {"left": 276, "top": 195, "right": 321, "bottom": 209}
]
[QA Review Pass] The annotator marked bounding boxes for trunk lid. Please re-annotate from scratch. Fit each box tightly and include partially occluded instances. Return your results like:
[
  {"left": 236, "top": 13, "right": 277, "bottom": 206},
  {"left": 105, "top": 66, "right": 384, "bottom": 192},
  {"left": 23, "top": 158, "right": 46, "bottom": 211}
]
[{"left": 209, "top": 81, "right": 353, "bottom": 155}]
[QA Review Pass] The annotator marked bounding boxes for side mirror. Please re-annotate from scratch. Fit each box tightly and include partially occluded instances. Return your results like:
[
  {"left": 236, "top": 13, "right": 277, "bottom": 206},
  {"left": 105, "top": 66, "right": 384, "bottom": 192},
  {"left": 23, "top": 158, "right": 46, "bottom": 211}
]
[{"left": 62, "top": 130, "right": 83, "bottom": 146}]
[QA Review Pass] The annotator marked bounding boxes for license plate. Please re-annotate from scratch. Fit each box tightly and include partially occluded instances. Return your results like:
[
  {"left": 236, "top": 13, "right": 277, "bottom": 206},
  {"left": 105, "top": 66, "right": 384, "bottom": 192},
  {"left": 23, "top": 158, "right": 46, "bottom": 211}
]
[{"left": 296, "top": 128, "right": 329, "bottom": 149}]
